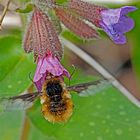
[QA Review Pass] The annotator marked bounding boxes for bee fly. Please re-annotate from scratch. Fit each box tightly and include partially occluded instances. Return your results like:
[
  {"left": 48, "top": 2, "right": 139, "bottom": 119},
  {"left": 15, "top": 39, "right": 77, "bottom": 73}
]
[
  {"left": 0, "top": 77, "right": 110, "bottom": 123},
  {"left": 40, "top": 77, "right": 73, "bottom": 122}
]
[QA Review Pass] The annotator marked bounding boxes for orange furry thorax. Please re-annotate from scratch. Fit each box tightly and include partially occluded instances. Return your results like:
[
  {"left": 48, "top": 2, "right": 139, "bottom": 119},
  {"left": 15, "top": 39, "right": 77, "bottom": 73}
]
[{"left": 40, "top": 77, "right": 73, "bottom": 123}]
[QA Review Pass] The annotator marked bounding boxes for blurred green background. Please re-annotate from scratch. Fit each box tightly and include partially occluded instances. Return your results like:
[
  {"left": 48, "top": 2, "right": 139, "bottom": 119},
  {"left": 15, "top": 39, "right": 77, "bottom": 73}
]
[{"left": 0, "top": 0, "right": 140, "bottom": 140}]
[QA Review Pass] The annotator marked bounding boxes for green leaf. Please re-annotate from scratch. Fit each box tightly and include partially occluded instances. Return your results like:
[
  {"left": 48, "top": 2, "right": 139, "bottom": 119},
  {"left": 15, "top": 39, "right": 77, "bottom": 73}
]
[
  {"left": 62, "top": 30, "right": 87, "bottom": 44},
  {"left": 0, "top": 36, "right": 36, "bottom": 96},
  {"left": 16, "top": 3, "right": 34, "bottom": 13},
  {"left": 0, "top": 111, "right": 24, "bottom": 140},
  {"left": 28, "top": 74, "right": 140, "bottom": 140},
  {"left": 130, "top": 2, "right": 140, "bottom": 83},
  {"left": 28, "top": 123, "right": 55, "bottom": 140},
  {"left": 55, "top": 0, "right": 68, "bottom": 5}
]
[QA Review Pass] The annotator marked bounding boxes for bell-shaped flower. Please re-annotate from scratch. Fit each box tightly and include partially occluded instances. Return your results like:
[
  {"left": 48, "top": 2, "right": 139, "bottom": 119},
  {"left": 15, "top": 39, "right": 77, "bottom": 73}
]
[
  {"left": 99, "top": 6, "right": 137, "bottom": 44},
  {"left": 33, "top": 53, "right": 70, "bottom": 91}
]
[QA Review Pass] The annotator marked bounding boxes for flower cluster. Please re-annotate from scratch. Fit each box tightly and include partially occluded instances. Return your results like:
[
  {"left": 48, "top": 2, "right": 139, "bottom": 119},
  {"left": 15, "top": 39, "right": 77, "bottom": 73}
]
[
  {"left": 59, "top": 1, "right": 137, "bottom": 44},
  {"left": 23, "top": 0, "right": 137, "bottom": 91},
  {"left": 23, "top": 7, "right": 70, "bottom": 91}
]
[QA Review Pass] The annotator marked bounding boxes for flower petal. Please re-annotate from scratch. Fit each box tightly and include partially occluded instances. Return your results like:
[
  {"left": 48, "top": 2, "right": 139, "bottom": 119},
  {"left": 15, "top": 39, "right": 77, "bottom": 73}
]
[
  {"left": 33, "top": 57, "right": 44, "bottom": 82},
  {"left": 43, "top": 55, "right": 70, "bottom": 77},
  {"left": 33, "top": 54, "right": 70, "bottom": 91},
  {"left": 113, "top": 16, "right": 135, "bottom": 33},
  {"left": 100, "top": 6, "right": 137, "bottom": 44},
  {"left": 34, "top": 73, "right": 46, "bottom": 91},
  {"left": 120, "top": 6, "right": 137, "bottom": 16},
  {"left": 101, "top": 6, "right": 137, "bottom": 26},
  {"left": 100, "top": 21, "right": 127, "bottom": 44},
  {"left": 113, "top": 34, "right": 126, "bottom": 44},
  {"left": 100, "top": 8, "right": 121, "bottom": 25}
]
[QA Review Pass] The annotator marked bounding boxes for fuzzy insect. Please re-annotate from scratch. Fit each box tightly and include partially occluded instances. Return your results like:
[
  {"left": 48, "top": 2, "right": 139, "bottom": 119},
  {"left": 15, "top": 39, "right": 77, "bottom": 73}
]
[{"left": 0, "top": 77, "right": 110, "bottom": 123}]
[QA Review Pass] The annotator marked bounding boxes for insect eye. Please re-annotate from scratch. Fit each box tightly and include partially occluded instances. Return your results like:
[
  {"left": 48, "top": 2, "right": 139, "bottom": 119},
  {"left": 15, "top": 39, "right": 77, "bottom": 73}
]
[
  {"left": 46, "top": 83, "right": 54, "bottom": 96},
  {"left": 46, "top": 86, "right": 54, "bottom": 96},
  {"left": 54, "top": 83, "right": 63, "bottom": 94},
  {"left": 46, "top": 82, "right": 63, "bottom": 96}
]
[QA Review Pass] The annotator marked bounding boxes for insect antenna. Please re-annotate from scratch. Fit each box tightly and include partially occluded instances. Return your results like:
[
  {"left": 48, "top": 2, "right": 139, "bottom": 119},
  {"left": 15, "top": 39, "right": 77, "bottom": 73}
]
[
  {"left": 28, "top": 72, "right": 35, "bottom": 85},
  {"left": 69, "top": 65, "right": 76, "bottom": 86}
]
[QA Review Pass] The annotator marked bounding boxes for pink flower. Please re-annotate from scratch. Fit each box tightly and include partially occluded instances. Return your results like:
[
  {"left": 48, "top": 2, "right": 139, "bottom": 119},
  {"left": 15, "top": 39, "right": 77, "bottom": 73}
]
[{"left": 33, "top": 53, "right": 70, "bottom": 91}]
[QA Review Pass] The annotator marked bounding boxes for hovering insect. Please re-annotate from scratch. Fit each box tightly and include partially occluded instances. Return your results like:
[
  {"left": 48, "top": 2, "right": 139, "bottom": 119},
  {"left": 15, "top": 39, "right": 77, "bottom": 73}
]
[{"left": 0, "top": 77, "right": 110, "bottom": 123}]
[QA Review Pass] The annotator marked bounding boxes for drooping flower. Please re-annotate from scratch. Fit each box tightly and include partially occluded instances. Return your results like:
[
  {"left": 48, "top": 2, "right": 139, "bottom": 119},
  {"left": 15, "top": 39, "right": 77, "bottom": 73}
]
[
  {"left": 23, "top": 8, "right": 63, "bottom": 60},
  {"left": 24, "top": 0, "right": 137, "bottom": 53},
  {"left": 67, "top": 0, "right": 107, "bottom": 28},
  {"left": 54, "top": 7, "right": 99, "bottom": 39},
  {"left": 99, "top": 6, "right": 137, "bottom": 44},
  {"left": 29, "top": 0, "right": 107, "bottom": 40},
  {"left": 33, "top": 52, "right": 70, "bottom": 91},
  {"left": 54, "top": 0, "right": 106, "bottom": 39}
]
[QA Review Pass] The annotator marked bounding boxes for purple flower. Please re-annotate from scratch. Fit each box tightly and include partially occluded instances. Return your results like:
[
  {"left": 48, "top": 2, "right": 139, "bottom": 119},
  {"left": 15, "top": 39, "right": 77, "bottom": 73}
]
[
  {"left": 100, "top": 6, "right": 137, "bottom": 44},
  {"left": 33, "top": 53, "right": 70, "bottom": 91}
]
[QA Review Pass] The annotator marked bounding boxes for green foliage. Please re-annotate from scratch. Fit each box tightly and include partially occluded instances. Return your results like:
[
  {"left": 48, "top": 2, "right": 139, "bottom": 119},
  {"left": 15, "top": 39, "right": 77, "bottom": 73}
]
[
  {"left": 0, "top": 36, "right": 36, "bottom": 96},
  {"left": 28, "top": 123, "right": 53, "bottom": 140},
  {"left": 28, "top": 76, "right": 140, "bottom": 140},
  {"left": 16, "top": 3, "right": 34, "bottom": 13},
  {"left": 0, "top": 112, "right": 24, "bottom": 140},
  {"left": 0, "top": 1, "right": 140, "bottom": 140},
  {"left": 62, "top": 30, "right": 88, "bottom": 44},
  {"left": 55, "top": 0, "right": 69, "bottom": 5},
  {"left": 1, "top": 35, "right": 140, "bottom": 140},
  {"left": 131, "top": 2, "right": 140, "bottom": 83}
]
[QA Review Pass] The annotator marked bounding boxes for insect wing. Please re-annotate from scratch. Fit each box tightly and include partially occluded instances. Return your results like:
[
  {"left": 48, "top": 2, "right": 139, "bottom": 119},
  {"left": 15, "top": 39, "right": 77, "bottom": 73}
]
[
  {"left": 0, "top": 92, "right": 40, "bottom": 113},
  {"left": 67, "top": 79, "right": 111, "bottom": 97}
]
